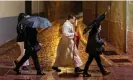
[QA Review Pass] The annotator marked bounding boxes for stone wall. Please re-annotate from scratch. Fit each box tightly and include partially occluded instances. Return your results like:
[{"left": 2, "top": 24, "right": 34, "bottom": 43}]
[{"left": 83, "top": 1, "right": 126, "bottom": 53}]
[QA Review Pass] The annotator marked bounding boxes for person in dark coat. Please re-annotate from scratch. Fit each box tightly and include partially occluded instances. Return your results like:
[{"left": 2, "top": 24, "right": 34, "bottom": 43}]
[
  {"left": 83, "top": 23, "right": 111, "bottom": 77},
  {"left": 13, "top": 15, "right": 45, "bottom": 75},
  {"left": 14, "top": 13, "right": 30, "bottom": 70}
]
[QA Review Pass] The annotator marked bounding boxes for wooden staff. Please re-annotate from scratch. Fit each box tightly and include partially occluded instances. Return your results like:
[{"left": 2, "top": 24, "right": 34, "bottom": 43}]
[{"left": 73, "top": 19, "right": 78, "bottom": 67}]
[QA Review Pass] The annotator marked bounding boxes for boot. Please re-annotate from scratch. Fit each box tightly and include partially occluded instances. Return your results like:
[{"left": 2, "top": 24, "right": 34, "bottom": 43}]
[
  {"left": 83, "top": 72, "right": 91, "bottom": 77},
  {"left": 52, "top": 66, "right": 61, "bottom": 72},
  {"left": 13, "top": 68, "right": 21, "bottom": 75},
  {"left": 102, "top": 70, "right": 111, "bottom": 76},
  {"left": 74, "top": 67, "right": 83, "bottom": 73}
]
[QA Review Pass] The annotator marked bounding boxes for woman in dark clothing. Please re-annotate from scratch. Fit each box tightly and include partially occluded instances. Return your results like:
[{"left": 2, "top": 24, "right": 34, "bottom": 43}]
[
  {"left": 13, "top": 15, "right": 45, "bottom": 75},
  {"left": 83, "top": 24, "right": 111, "bottom": 77},
  {"left": 16, "top": 13, "right": 26, "bottom": 42},
  {"left": 14, "top": 13, "right": 29, "bottom": 70}
]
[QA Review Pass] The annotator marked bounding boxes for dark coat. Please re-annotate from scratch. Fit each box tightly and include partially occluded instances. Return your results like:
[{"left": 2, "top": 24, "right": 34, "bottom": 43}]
[
  {"left": 16, "top": 13, "right": 26, "bottom": 42},
  {"left": 16, "top": 24, "right": 25, "bottom": 42},
  {"left": 24, "top": 27, "right": 38, "bottom": 49},
  {"left": 85, "top": 32, "right": 104, "bottom": 56}
]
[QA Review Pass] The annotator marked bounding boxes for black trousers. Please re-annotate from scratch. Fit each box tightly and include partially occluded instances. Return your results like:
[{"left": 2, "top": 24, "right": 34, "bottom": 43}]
[
  {"left": 15, "top": 45, "right": 41, "bottom": 71},
  {"left": 84, "top": 53, "right": 105, "bottom": 74}
]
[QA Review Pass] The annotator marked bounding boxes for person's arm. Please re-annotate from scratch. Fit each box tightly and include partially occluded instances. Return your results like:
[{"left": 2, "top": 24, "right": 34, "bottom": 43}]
[
  {"left": 95, "top": 33, "right": 104, "bottom": 45},
  {"left": 16, "top": 24, "right": 19, "bottom": 34},
  {"left": 16, "top": 23, "right": 23, "bottom": 35},
  {"left": 62, "top": 25, "right": 74, "bottom": 39}
]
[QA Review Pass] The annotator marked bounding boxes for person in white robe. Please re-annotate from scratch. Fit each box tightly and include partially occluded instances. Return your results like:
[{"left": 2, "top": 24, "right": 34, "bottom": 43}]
[{"left": 52, "top": 14, "right": 83, "bottom": 73}]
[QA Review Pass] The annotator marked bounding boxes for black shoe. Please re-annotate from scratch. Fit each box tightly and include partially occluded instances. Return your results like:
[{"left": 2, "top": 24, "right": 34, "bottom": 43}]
[
  {"left": 37, "top": 71, "right": 46, "bottom": 75},
  {"left": 13, "top": 68, "right": 21, "bottom": 75},
  {"left": 83, "top": 72, "right": 91, "bottom": 77},
  {"left": 74, "top": 67, "right": 83, "bottom": 73},
  {"left": 102, "top": 71, "right": 111, "bottom": 76},
  {"left": 52, "top": 66, "right": 61, "bottom": 72},
  {"left": 13, "top": 60, "right": 18, "bottom": 66}
]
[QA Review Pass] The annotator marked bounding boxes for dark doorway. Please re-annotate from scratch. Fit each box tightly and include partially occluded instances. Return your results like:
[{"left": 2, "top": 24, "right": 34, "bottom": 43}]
[
  {"left": 71, "top": 1, "right": 83, "bottom": 15},
  {"left": 25, "top": 1, "right": 32, "bottom": 15}
]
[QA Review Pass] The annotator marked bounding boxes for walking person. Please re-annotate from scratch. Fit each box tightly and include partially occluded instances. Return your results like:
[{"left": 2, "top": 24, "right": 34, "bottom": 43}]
[
  {"left": 52, "top": 14, "right": 83, "bottom": 73},
  {"left": 13, "top": 13, "right": 45, "bottom": 75},
  {"left": 83, "top": 24, "right": 111, "bottom": 77},
  {"left": 14, "top": 13, "right": 29, "bottom": 70}
]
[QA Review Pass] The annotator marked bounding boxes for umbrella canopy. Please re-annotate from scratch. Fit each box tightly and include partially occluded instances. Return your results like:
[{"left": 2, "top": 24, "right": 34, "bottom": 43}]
[
  {"left": 83, "top": 12, "right": 107, "bottom": 34},
  {"left": 20, "top": 16, "right": 52, "bottom": 28}
]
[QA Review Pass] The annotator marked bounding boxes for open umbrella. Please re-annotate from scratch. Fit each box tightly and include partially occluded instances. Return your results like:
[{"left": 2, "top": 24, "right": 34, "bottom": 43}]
[
  {"left": 20, "top": 16, "right": 52, "bottom": 28},
  {"left": 83, "top": 12, "right": 107, "bottom": 34}
]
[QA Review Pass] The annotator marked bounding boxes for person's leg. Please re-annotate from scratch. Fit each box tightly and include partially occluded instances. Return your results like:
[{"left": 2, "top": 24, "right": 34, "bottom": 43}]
[
  {"left": 95, "top": 54, "right": 111, "bottom": 76},
  {"left": 31, "top": 50, "right": 45, "bottom": 75},
  {"left": 14, "top": 49, "right": 30, "bottom": 74},
  {"left": 14, "top": 42, "right": 24, "bottom": 66},
  {"left": 22, "top": 49, "right": 29, "bottom": 65},
  {"left": 15, "top": 42, "right": 29, "bottom": 68},
  {"left": 83, "top": 54, "right": 93, "bottom": 73},
  {"left": 52, "top": 46, "right": 61, "bottom": 72},
  {"left": 17, "top": 42, "right": 25, "bottom": 61},
  {"left": 21, "top": 49, "right": 30, "bottom": 70},
  {"left": 83, "top": 54, "right": 93, "bottom": 77},
  {"left": 74, "top": 54, "right": 83, "bottom": 73},
  {"left": 95, "top": 54, "right": 105, "bottom": 73},
  {"left": 73, "top": 44, "right": 83, "bottom": 73}
]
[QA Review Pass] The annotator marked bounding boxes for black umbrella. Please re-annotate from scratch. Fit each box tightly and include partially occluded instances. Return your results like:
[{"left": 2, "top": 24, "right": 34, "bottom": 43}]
[{"left": 83, "top": 12, "right": 107, "bottom": 34}]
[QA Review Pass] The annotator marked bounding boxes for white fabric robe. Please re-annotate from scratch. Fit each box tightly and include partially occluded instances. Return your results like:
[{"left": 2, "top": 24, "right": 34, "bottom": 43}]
[{"left": 53, "top": 20, "right": 83, "bottom": 67}]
